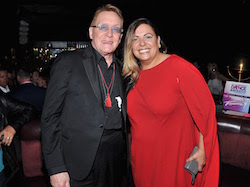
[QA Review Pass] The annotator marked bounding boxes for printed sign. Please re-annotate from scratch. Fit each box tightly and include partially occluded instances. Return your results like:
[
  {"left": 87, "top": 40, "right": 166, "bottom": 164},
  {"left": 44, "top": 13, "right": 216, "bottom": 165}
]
[{"left": 223, "top": 81, "right": 250, "bottom": 113}]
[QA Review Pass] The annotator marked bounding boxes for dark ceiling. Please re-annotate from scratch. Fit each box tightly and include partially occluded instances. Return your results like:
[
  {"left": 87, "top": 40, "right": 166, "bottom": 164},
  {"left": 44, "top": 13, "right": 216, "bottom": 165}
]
[
  {"left": 2, "top": 0, "right": 250, "bottom": 68},
  {"left": 8, "top": 0, "right": 160, "bottom": 41}
]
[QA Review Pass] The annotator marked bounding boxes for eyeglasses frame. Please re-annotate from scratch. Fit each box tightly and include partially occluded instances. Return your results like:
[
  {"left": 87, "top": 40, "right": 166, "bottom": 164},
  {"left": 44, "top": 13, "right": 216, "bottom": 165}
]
[{"left": 91, "top": 24, "right": 124, "bottom": 34}]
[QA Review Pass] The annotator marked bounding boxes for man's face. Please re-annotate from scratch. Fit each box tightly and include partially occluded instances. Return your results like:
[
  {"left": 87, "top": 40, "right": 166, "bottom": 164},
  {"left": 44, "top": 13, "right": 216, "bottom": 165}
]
[
  {"left": 0, "top": 70, "right": 8, "bottom": 87},
  {"left": 89, "top": 11, "right": 123, "bottom": 58}
]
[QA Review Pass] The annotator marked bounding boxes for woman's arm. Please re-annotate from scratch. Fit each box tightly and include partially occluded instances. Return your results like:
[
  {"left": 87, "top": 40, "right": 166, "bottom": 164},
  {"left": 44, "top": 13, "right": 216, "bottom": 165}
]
[{"left": 186, "top": 132, "right": 206, "bottom": 172}]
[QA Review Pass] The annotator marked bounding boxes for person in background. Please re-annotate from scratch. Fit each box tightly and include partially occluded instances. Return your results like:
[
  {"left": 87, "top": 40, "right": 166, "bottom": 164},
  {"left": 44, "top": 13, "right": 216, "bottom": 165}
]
[
  {"left": 0, "top": 92, "right": 34, "bottom": 187},
  {"left": 123, "top": 18, "right": 220, "bottom": 187},
  {"left": 41, "top": 4, "right": 128, "bottom": 187},
  {"left": 207, "top": 63, "right": 229, "bottom": 104},
  {"left": 30, "top": 69, "right": 40, "bottom": 86},
  {"left": 7, "top": 68, "right": 17, "bottom": 91},
  {"left": 9, "top": 67, "right": 46, "bottom": 115},
  {"left": 0, "top": 67, "right": 11, "bottom": 94},
  {"left": 37, "top": 75, "right": 48, "bottom": 88}
]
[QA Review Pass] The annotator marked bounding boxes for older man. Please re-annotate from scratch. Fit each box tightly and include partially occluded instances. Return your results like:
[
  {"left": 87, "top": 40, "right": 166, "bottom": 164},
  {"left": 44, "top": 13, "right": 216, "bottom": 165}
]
[{"left": 41, "top": 4, "right": 128, "bottom": 187}]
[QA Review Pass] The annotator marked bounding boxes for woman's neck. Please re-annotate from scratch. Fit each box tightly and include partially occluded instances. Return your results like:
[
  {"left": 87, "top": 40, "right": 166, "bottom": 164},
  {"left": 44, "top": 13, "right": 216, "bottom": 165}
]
[{"left": 141, "top": 53, "right": 170, "bottom": 70}]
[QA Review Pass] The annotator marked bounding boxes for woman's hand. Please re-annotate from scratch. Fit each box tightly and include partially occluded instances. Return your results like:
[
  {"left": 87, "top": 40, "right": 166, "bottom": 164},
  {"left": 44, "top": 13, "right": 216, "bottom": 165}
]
[
  {"left": 186, "top": 147, "right": 206, "bottom": 172},
  {"left": 0, "top": 125, "right": 16, "bottom": 146}
]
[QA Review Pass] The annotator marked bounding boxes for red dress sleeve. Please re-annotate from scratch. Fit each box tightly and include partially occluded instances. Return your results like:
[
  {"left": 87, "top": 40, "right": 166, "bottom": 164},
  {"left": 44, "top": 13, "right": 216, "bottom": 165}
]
[{"left": 177, "top": 58, "right": 220, "bottom": 187}]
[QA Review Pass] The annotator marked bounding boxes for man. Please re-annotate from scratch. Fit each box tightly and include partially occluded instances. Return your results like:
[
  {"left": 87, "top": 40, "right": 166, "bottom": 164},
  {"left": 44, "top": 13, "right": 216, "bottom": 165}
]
[
  {"left": 0, "top": 67, "right": 10, "bottom": 94},
  {"left": 41, "top": 4, "right": 128, "bottom": 187},
  {"left": 9, "top": 67, "right": 46, "bottom": 115}
]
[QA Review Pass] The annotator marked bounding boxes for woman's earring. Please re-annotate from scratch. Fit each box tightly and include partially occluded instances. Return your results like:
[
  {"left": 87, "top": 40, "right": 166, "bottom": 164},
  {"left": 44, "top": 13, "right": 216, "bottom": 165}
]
[{"left": 158, "top": 43, "right": 161, "bottom": 48}]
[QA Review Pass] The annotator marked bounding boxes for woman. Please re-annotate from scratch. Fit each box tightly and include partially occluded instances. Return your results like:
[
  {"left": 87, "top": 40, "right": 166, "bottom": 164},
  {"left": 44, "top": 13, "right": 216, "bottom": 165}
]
[
  {"left": 123, "top": 18, "right": 220, "bottom": 187},
  {"left": 30, "top": 69, "right": 40, "bottom": 86},
  {"left": 0, "top": 93, "right": 34, "bottom": 186},
  {"left": 37, "top": 75, "right": 48, "bottom": 88}
]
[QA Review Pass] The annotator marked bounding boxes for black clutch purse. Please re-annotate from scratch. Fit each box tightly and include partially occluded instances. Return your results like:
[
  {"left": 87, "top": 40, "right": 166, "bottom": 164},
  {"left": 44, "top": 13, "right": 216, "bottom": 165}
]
[{"left": 184, "top": 146, "right": 199, "bottom": 185}]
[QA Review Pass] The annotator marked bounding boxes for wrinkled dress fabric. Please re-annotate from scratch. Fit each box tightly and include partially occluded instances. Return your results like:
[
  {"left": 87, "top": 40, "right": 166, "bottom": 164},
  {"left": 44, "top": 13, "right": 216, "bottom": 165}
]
[{"left": 127, "top": 54, "right": 220, "bottom": 187}]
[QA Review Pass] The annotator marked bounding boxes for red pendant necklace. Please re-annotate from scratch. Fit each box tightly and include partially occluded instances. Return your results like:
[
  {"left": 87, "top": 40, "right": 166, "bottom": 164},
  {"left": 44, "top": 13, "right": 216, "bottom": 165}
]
[{"left": 97, "top": 64, "right": 115, "bottom": 107}]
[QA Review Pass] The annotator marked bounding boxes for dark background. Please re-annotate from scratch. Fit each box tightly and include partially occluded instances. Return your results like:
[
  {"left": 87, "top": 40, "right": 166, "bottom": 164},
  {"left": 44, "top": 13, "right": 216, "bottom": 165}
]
[{"left": 2, "top": 0, "right": 250, "bottom": 77}]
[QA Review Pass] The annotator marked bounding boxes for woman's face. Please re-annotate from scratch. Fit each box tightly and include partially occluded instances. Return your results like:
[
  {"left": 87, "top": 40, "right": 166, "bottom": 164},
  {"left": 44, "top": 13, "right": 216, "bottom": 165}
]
[
  {"left": 37, "top": 77, "right": 47, "bottom": 88},
  {"left": 131, "top": 24, "right": 160, "bottom": 65},
  {"left": 32, "top": 71, "right": 39, "bottom": 83}
]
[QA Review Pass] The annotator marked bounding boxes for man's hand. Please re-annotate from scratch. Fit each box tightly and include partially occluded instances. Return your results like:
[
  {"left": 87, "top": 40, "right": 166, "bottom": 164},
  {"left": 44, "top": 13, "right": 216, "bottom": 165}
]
[{"left": 50, "top": 172, "right": 70, "bottom": 187}]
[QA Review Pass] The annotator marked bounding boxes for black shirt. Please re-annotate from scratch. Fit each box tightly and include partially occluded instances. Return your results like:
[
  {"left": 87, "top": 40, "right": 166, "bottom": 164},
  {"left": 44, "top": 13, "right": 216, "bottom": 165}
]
[{"left": 91, "top": 45, "right": 122, "bottom": 130}]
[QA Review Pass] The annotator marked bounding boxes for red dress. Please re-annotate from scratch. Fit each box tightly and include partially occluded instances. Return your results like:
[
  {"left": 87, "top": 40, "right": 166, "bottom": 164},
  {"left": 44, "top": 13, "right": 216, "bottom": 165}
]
[{"left": 127, "top": 54, "right": 220, "bottom": 187}]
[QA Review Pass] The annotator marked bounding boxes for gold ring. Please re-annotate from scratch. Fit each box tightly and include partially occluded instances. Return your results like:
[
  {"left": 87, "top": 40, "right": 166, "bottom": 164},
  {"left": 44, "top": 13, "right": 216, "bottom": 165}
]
[{"left": 7, "top": 136, "right": 10, "bottom": 140}]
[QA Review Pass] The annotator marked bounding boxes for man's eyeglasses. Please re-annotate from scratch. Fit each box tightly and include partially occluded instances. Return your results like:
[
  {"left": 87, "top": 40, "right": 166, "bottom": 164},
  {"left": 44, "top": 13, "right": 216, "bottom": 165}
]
[{"left": 91, "top": 24, "right": 123, "bottom": 34}]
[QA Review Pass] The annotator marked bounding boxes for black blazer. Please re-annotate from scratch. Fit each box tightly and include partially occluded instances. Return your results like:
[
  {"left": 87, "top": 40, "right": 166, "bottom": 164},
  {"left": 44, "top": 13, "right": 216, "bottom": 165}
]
[
  {"left": 9, "top": 83, "right": 46, "bottom": 114},
  {"left": 41, "top": 46, "right": 128, "bottom": 181}
]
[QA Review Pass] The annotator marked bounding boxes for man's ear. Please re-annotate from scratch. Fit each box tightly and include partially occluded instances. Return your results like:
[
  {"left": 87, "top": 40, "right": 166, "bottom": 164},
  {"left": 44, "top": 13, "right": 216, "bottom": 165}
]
[{"left": 89, "top": 27, "right": 93, "bottom": 40}]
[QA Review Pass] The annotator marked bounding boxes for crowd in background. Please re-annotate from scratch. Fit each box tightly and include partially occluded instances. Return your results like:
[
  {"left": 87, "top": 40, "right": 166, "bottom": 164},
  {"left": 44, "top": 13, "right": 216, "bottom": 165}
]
[
  {"left": 0, "top": 61, "right": 48, "bottom": 186},
  {"left": 0, "top": 61, "right": 49, "bottom": 89},
  {"left": 0, "top": 62, "right": 49, "bottom": 113},
  {"left": 0, "top": 55, "right": 232, "bottom": 108}
]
